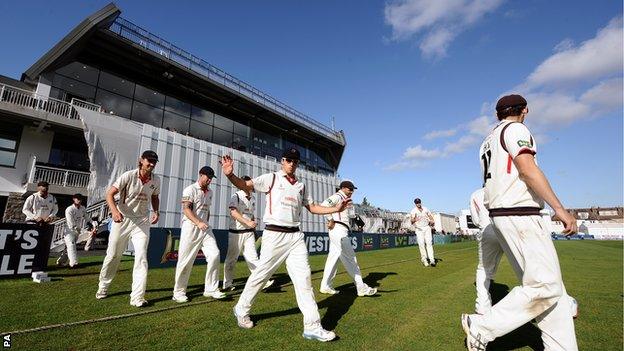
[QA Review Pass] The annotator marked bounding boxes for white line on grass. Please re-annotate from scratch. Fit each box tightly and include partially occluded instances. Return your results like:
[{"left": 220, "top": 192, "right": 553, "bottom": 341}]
[{"left": 1, "top": 243, "right": 476, "bottom": 336}]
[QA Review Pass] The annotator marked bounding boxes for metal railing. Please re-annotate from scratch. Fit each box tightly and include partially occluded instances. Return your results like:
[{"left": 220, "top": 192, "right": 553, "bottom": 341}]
[
  {"left": 50, "top": 200, "right": 110, "bottom": 250},
  {"left": 107, "top": 17, "right": 345, "bottom": 145},
  {"left": 26, "top": 156, "right": 91, "bottom": 189},
  {"left": 0, "top": 83, "right": 102, "bottom": 120}
]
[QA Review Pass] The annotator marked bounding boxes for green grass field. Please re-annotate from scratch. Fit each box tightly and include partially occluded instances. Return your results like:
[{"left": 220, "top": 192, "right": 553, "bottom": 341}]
[{"left": 1, "top": 240, "right": 621, "bottom": 350}]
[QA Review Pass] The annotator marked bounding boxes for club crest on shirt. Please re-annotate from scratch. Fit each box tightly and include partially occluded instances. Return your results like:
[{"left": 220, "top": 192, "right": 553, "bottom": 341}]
[{"left": 517, "top": 140, "right": 532, "bottom": 147}]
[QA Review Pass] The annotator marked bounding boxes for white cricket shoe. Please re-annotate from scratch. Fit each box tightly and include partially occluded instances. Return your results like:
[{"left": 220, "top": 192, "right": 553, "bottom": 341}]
[
  {"left": 95, "top": 288, "right": 107, "bottom": 299},
  {"left": 172, "top": 295, "right": 189, "bottom": 303},
  {"left": 319, "top": 286, "right": 339, "bottom": 295},
  {"left": 262, "top": 279, "right": 275, "bottom": 290},
  {"left": 223, "top": 285, "right": 236, "bottom": 291},
  {"left": 233, "top": 306, "right": 254, "bottom": 329},
  {"left": 130, "top": 299, "right": 149, "bottom": 307},
  {"left": 204, "top": 290, "right": 227, "bottom": 299},
  {"left": 422, "top": 260, "right": 430, "bottom": 267},
  {"left": 571, "top": 297, "right": 578, "bottom": 319},
  {"left": 461, "top": 314, "right": 488, "bottom": 351},
  {"left": 302, "top": 323, "right": 336, "bottom": 342},
  {"left": 357, "top": 286, "right": 378, "bottom": 297}
]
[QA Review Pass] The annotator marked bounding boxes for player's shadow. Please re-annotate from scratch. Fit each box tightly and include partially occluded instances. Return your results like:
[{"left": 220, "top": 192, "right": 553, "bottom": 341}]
[
  {"left": 485, "top": 282, "right": 544, "bottom": 351},
  {"left": 320, "top": 272, "right": 397, "bottom": 330},
  {"left": 251, "top": 271, "right": 396, "bottom": 327}
]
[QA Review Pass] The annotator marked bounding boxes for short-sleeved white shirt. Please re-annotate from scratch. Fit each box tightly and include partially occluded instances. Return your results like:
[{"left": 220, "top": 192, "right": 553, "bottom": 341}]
[
  {"left": 321, "top": 190, "right": 354, "bottom": 223},
  {"left": 113, "top": 169, "right": 160, "bottom": 219},
  {"left": 253, "top": 170, "right": 313, "bottom": 227},
  {"left": 23, "top": 192, "right": 58, "bottom": 220},
  {"left": 469, "top": 188, "right": 490, "bottom": 229},
  {"left": 181, "top": 182, "right": 212, "bottom": 224},
  {"left": 65, "top": 205, "right": 87, "bottom": 232},
  {"left": 410, "top": 206, "right": 432, "bottom": 228},
  {"left": 228, "top": 190, "right": 255, "bottom": 230},
  {"left": 479, "top": 121, "right": 543, "bottom": 209}
]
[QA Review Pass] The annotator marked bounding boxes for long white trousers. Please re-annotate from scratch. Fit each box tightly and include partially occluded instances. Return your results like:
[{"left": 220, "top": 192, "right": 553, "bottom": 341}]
[
  {"left": 173, "top": 222, "right": 221, "bottom": 297},
  {"left": 223, "top": 231, "right": 259, "bottom": 288},
  {"left": 234, "top": 230, "right": 321, "bottom": 328},
  {"left": 98, "top": 218, "right": 150, "bottom": 304},
  {"left": 471, "top": 216, "right": 578, "bottom": 351},
  {"left": 415, "top": 226, "right": 435, "bottom": 263},
  {"left": 320, "top": 225, "right": 366, "bottom": 292}
]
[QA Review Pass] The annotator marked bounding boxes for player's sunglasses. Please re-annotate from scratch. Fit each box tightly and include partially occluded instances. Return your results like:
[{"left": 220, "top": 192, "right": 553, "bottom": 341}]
[{"left": 283, "top": 158, "right": 299, "bottom": 165}]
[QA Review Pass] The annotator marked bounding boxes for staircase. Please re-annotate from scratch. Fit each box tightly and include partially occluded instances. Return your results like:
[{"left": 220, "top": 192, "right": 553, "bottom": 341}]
[{"left": 50, "top": 200, "right": 110, "bottom": 251}]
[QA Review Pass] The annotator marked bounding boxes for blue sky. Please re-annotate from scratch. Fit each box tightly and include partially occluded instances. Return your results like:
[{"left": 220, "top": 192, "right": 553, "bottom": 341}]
[{"left": 1, "top": 1, "right": 622, "bottom": 213}]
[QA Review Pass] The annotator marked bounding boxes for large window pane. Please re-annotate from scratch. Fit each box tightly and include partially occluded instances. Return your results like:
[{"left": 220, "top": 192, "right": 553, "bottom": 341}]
[
  {"left": 163, "top": 111, "right": 190, "bottom": 134},
  {"left": 190, "top": 120, "right": 213, "bottom": 141},
  {"left": 165, "top": 96, "right": 191, "bottom": 117},
  {"left": 95, "top": 89, "right": 132, "bottom": 118},
  {"left": 0, "top": 138, "right": 16, "bottom": 149},
  {"left": 132, "top": 101, "right": 163, "bottom": 127},
  {"left": 52, "top": 74, "right": 97, "bottom": 101},
  {"left": 233, "top": 121, "right": 250, "bottom": 138},
  {"left": 0, "top": 150, "right": 17, "bottom": 167},
  {"left": 212, "top": 127, "right": 232, "bottom": 147},
  {"left": 232, "top": 134, "right": 250, "bottom": 152},
  {"left": 134, "top": 84, "right": 165, "bottom": 108},
  {"left": 98, "top": 71, "right": 135, "bottom": 97},
  {"left": 191, "top": 106, "right": 214, "bottom": 124},
  {"left": 56, "top": 62, "right": 99, "bottom": 85},
  {"left": 214, "top": 114, "right": 234, "bottom": 132}
]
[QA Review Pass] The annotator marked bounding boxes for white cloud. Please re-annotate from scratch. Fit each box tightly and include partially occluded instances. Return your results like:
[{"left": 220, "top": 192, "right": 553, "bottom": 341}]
[
  {"left": 553, "top": 38, "right": 574, "bottom": 53},
  {"left": 580, "top": 77, "right": 624, "bottom": 111},
  {"left": 384, "top": 0, "right": 504, "bottom": 58},
  {"left": 402, "top": 145, "right": 443, "bottom": 159},
  {"left": 525, "top": 17, "right": 623, "bottom": 89},
  {"left": 443, "top": 134, "right": 480, "bottom": 154},
  {"left": 424, "top": 128, "right": 457, "bottom": 140}
]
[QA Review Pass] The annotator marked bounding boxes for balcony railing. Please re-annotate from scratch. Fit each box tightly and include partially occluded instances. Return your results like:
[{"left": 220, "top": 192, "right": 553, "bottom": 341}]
[
  {"left": 0, "top": 83, "right": 102, "bottom": 120},
  {"left": 26, "top": 156, "right": 91, "bottom": 189},
  {"left": 107, "top": 17, "right": 345, "bottom": 145}
]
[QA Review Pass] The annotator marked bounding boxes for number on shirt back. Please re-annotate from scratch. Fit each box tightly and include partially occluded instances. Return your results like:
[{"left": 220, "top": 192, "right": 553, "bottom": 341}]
[{"left": 481, "top": 150, "right": 492, "bottom": 185}]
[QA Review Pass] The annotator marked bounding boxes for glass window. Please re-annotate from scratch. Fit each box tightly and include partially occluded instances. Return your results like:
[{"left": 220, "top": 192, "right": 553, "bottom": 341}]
[
  {"left": 163, "top": 111, "right": 190, "bottom": 134},
  {"left": 52, "top": 74, "right": 97, "bottom": 101},
  {"left": 165, "top": 96, "right": 191, "bottom": 117},
  {"left": 132, "top": 101, "right": 163, "bottom": 127},
  {"left": 56, "top": 62, "right": 99, "bottom": 85},
  {"left": 213, "top": 114, "right": 234, "bottom": 132},
  {"left": 232, "top": 134, "right": 250, "bottom": 152},
  {"left": 190, "top": 120, "right": 213, "bottom": 141},
  {"left": 98, "top": 71, "right": 135, "bottom": 97},
  {"left": 233, "top": 121, "right": 250, "bottom": 137},
  {"left": 212, "top": 127, "right": 233, "bottom": 146},
  {"left": 48, "top": 131, "right": 90, "bottom": 171},
  {"left": 191, "top": 106, "right": 214, "bottom": 124},
  {"left": 134, "top": 84, "right": 165, "bottom": 108},
  {"left": 0, "top": 122, "right": 22, "bottom": 168},
  {"left": 95, "top": 89, "right": 132, "bottom": 118}
]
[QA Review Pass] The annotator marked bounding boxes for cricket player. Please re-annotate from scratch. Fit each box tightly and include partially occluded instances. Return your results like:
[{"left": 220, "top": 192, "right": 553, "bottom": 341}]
[
  {"left": 57, "top": 193, "right": 87, "bottom": 268},
  {"left": 172, "top": 166, "right": 226, "bottom": 302},
  {"left": 220, "top": 148, "right": 350, "bottom": 342},
  {"left": 223, "top": 176, "right": 274, "bottom": 291},
  {"left": 470, "top": 187, "right": 578, "bottom": 317},
  {"left": 22, "top": 181, "right": 58, "bottom": 224},
  {"left": 462, "top": 95, "right": 578, "bottom": 351},
  {"left": 410, "top": 198, "right": 436, "bottom": 266},
  {"left": 319, "top": 180, "right": 377, "bottom": 297},
  {"left": 96, "top": 150, "right": 160, "bottom": 307}
]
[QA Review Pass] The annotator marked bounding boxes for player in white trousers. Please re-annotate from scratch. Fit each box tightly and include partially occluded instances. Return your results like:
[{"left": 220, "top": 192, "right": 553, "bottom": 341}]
[
  {"left": 470, "top": 187, "right": 578, "bottom": 317},
  {"left": 223, "top": 176, "right": 274, "bottom": 291},
  {"left": 462, "top": 95, "right": 578, "bottom": 351},
  {"left": 96, "top": 150, "right": 160, "bottom": 307},
  {"left": 319, "top": 180, "right": 377, "bottom": 297},
  {"left": 172, "top": 166, "right": 226, "bottom": 302},
  {"left": 22, "top": 181, "right": 58, "bottom": 225},
  {"left": 410, "top": 198, "right": 436, "bottom": 266},
  {"left": 220, "top": 148, "right": 350, "bottom": 342},
  {"left": 57, "top": 193, "right": 87, "bottom": 268}
]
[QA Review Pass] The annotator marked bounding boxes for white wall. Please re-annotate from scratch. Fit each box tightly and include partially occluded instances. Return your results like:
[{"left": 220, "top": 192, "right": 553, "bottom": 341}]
[{"left": 0, "top": 127, "right": 54, "bottom": 196}]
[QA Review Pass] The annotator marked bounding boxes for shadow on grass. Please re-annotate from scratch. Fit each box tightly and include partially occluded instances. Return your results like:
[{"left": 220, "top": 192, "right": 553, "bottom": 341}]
[
  {"left": 251, "top": 271, "right": 397, "bottom": 329},
  {"left": 486, "top": 281, "right": 544, "bottom": 351}
]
